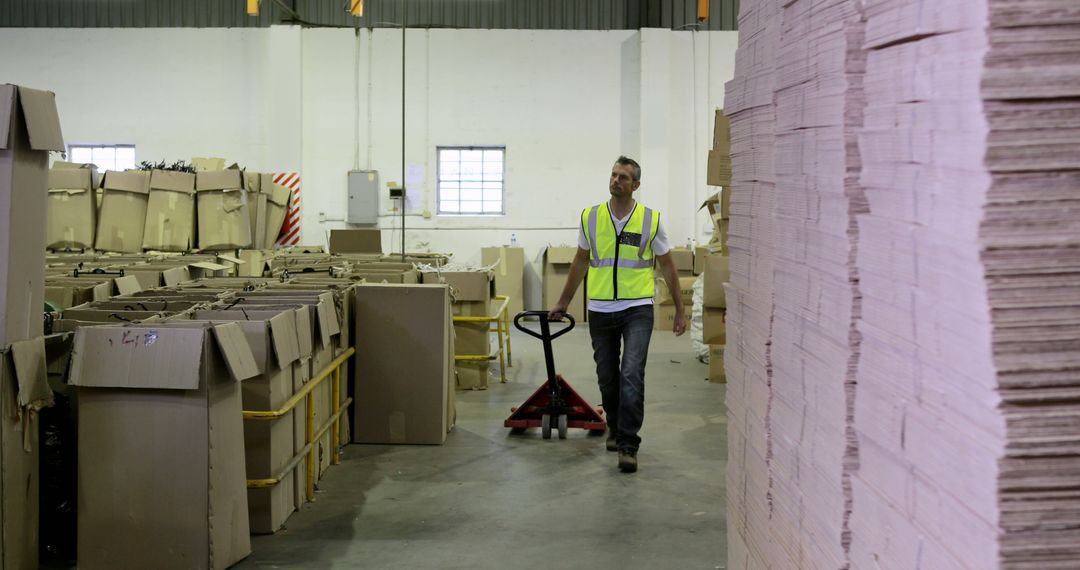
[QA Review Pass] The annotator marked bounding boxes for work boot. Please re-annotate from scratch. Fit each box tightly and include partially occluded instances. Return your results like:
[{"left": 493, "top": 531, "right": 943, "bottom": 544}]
[
  {"left": 606, "top": 430, "right": 618, "bottom": 452},
  {"left": 618, "top": 449, "right": 638, "bottom": 473}
]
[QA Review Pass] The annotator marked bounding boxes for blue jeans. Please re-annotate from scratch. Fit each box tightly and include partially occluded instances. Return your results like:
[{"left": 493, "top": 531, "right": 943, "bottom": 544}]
[{"left": 588, "top": 305, "right": 654, "bottom": 452}]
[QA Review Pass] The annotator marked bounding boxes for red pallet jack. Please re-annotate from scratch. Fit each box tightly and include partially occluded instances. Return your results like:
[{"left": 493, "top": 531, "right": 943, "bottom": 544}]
[{"left": 505, "top": 311, "right": 607, "bottom": 439}]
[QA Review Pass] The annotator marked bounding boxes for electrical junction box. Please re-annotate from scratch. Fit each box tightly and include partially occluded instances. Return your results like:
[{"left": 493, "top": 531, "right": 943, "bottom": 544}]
[{"left": 347, "top": 170, "right": 379, "bottom": 224}]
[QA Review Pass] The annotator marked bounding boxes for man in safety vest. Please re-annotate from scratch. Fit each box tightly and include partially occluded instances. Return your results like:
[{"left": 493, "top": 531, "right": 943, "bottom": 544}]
[{"left": 548, "top": 155, "right": 686, "bottom": 473}]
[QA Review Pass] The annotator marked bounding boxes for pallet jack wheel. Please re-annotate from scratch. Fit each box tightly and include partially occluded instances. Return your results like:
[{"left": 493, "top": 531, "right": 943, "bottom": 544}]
[
  {"left": 541, "top": 414, "right": 552, "bottom": 439},
  {"left": 557, "top": 415, "right": 568, "bottom": 439}
]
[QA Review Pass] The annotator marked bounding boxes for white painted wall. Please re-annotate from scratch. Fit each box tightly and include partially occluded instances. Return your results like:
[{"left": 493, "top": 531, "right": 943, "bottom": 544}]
[{"left": 0, "top": 26, "right": 737, "bottom": 308}]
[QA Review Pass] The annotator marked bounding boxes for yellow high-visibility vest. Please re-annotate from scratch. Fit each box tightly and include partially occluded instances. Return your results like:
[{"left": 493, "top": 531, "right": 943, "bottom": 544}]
[{"left": 581, "top": 202, "right": 659, "bottom": 301}]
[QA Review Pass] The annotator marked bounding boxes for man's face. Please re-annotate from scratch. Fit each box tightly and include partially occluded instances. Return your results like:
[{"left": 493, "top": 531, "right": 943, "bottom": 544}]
[{"left": 609, "top": 163, "right": 639, "bottom": 199}]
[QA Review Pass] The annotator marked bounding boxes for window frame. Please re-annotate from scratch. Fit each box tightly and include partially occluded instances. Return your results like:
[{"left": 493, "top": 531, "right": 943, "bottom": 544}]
[
  {"left": 66, "top": 143, "right": 136, "bottom": 172},
  {"left": 436, "top": 145, "right": 506, "bottom": 216}
]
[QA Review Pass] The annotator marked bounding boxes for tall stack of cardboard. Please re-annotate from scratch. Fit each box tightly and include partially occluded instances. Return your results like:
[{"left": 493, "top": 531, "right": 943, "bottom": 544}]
[
  {"left": 721, "top": 0, "right": 782, "bottom": 567},
  {"left": 481, "top": 246, "right": 524, "bottom": 318},
  {"left": 707, "top": 110, "right": 732, "bottom": 188},
  {"left": 141, "top": 169, "right": 196, "bottom": 251},
  {"left": 196, "top": 169, "right": 252, "bottom": 250},
  {"left": 654, "top": 247, "right": 696, "bottom": 331},
  {"left": 46, "top": 162, "right": 96, "bottom": 251},
  {"left": 422, "top": 270, "right": 495, "bottom": 390},
  {"left": 0, "top": 84, "right": 63, "bottom": 570},
  {"left": 94, "top": 170, "right": 151, "bottom": 253}
]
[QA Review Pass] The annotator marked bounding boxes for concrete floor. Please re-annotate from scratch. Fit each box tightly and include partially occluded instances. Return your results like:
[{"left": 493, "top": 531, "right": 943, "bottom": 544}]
[{"left": 237, "top": 324, "right": 727, "bottom": 570}]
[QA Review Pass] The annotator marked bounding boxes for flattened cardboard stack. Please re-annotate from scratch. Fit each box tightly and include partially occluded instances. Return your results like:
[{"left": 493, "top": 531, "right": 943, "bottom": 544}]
[
  {"left": 982, "top": 3, "right": 1080, "bottom": 565},
  {"left": 728, "top": 0, "right": 1080, "bottom": 567},
  {"left": 722, "top": 0, "right": 782, "bottom": 566}
]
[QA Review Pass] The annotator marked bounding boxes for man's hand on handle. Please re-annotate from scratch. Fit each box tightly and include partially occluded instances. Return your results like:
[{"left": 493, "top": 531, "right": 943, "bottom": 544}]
[{"left": 548, "top": 302, "right": 569, "bottom": 322}]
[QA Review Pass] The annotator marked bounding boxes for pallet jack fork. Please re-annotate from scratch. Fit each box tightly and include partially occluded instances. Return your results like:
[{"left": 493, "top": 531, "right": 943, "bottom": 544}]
[{"left": 504, "top": 311, "right": 606, "bottom": 439}]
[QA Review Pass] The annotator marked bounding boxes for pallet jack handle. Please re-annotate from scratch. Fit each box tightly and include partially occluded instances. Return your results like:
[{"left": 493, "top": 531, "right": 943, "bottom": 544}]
[{"left": 513, "top": 311, "right": 575, "bottom": 386}]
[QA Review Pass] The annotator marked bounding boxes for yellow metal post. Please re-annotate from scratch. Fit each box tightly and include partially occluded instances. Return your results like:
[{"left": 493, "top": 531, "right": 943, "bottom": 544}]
[
  {"left": 306, "top": 391, "right": 315, "bottom": 502},
  {"left": 496, "top": 307, "right": 507, "bottom": 383},
  {"left": 332, "top": 367, "right": 341, "bottom": 465}
]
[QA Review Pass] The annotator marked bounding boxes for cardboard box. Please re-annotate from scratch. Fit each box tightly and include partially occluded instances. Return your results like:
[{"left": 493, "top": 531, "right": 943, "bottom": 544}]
[
  {"left": 481, "top": 246, "right": 525, "bottom": 318},
  {"left": 667, "top": 247, "right": 694, "bottom": 276},
  {"left": 95, "top": 171, "right": 151, "bottom": 253},
  {"left": 262, "top": 175, "right": 290, "bottom": 248},
  {"left": 196, "top": 169, "right": 252, "bottom": 250},
  {"left": 707, "top": 149, "right": 732, "bottom": 187},
  {"left": 703, "top": 255, "right": 729, "bottom": 309},
  {"left": 693, "top": 246, "right": 709, "bottom": 275},
  {"left": 655, "top": 276, "right": 695, "bottom": 306},
  {"left": 329, "top": 229, "right": 382, "bottom": 254},
  {"left": 456, "top": 361, "right": 491, "bottom": 391},
  {"left": 0, "top": 85, "right": 64, "bottom": 346},
  {"left": 70, "top": 323, "right": 255, "bottom": 569},
  {"left": 46, "top": 164, "right": 96, "bottom": 250},
  {"left": 0, "top": 338, "right": 53, "bottom": 570},
  {"left": 239, "top": 249, "right": 273, "bottom": 277},
  {"left": 703, "top": 308, "right": 726, "bottom": 345},
  {"left": 422, "top": 270, "right": 495, "bottom": 317},
  {"left": 244, "top": 172, "right": 265, "bottom": 249},
  {"left": 142, "top": 169, "right": 196, "bottom": 252},
  {"left": 44, "top": 279, "right": 112, "bottom": 309},
  {"left": 543, "top": 246, "right": 585, "bottom": 319},
  {"left": 708, "top": 344, "right": 725, "bottom": 384},
  {"left": 352, "top": 284, "right": 451, "bottom": 444},
  {"left": 654, "top": 303, "right": 677, "bottom": 331},
  {"left": 188, "top": 309, "right": 302, "bottom": 534},
  {"left": 712, "top": 109, "right": 731, "bottom": 151}
]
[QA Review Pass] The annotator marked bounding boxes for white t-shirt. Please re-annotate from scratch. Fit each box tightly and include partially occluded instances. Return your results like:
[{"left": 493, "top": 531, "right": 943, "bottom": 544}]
[{"left": 577, "top": 201, "right": 671, "bottom": 313}]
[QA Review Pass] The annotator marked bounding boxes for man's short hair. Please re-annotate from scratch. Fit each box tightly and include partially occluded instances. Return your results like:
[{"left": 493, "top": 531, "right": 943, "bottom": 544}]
[{"left": 615, "top": 155, "right": 641, "bottom": 182}]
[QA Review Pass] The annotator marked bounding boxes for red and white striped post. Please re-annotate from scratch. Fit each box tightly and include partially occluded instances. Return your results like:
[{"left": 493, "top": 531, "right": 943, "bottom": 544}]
[{"left": 273, "top": 172, "right": 302, "bottom": 247}]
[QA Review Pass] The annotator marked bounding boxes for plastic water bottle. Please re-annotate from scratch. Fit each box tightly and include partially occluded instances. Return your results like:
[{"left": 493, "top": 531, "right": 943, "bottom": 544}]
[{"left": 510, "top": 233, "right": 518, "bottom": 247}]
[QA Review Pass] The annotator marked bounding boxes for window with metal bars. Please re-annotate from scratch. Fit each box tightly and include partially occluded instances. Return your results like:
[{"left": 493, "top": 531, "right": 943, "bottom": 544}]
[{"left": 437, "top": 146, "right": 505, "bottom": 215}]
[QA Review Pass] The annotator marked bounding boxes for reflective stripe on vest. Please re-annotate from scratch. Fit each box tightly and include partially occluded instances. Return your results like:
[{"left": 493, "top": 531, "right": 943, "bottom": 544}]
[{"left": 582, "top": 202, "right": 659, "bottom": 301}]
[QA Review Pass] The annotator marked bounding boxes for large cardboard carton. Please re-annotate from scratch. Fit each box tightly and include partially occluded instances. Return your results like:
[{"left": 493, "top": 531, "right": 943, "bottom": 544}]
[
  {"left": 188, "top": 309, "right": 301, "bottom": 534},
  {"left": 543, "top": 246, "right": 585, "bottom": 319},
  {"left": 703, "top": 309, "right": 726, "bottom": 345},
  {"left": 703, "top": 255, "right": 729, "bottom": 309},
  {"left": 353, "top": 284, "right": 451, "bottom": 444},
  {"left": 0, "top": 337, "right": 53, "bottom": 570},
  {"left": 142, "top": 169, "right": 196, "bottom": 251},
  {"left": 0, "top": 85, "right": 64, "bottom": 346},
  {"left": 95, "top": 171, "right": 151, "bottom": 253},
  {"left": 693, "top": 246, "right": 709, "bottom": 275},
  {"left": 707, "top": 149, "right": 732, "bottom": 187},
  {"left": 456, "top": 361, "right": 491, "bottom": 391},
  {"left": 262, "top": 175, "right": 290, "bottom": 248},
  {"left": 481, "top": 246, "right": 525, "bottom": 318},
  {"left": 329, "top": 229, "right": 382, "bottom": 254},
  {"left": 46, "top": 164, "right": 96, "bottom": 250},
  {"left": 712, "top": 109, "right": 731, "bottom": 151},
  {"left": 196, "top": 169, "right": 252, "bottom": 250},
  {"left": 70, "top": 323, "right": 256, "bottom": 570}
]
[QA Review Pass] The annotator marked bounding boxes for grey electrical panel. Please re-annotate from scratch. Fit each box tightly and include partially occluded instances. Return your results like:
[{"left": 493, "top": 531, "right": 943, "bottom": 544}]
[{"left": 347, "top": 170, "right": 380, "bottom": 224}]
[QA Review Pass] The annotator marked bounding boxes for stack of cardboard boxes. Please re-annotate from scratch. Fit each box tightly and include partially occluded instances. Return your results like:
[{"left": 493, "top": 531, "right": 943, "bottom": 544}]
[
  {"left": 421, "top": 269, "right": 496, "bottom": 390},
  {"left": 481, "top": 246, "right": 525, "bottom": 319},
  {"left": 701, "top": 109, "right": 733, "bottom": 383},
  {"left": 542, "top": 246, "right": 584, "bottom": 319},
  {"left": 654, "top": 247, "right": 696, "bottom": 331}
]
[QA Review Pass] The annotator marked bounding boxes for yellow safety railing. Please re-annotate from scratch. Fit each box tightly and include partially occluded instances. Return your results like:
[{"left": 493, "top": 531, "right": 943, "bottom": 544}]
[
  {"left": 453, "top": 294, "right": 513, "bottom": 383},
  {"left": 243, "top": 346, "right": 355, "bottom": 502}
]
